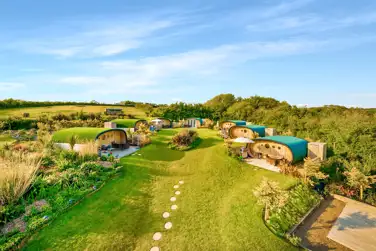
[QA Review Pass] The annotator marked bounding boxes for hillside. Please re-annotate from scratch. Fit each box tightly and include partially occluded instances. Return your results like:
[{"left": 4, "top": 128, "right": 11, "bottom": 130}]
[{"left": 0, "top": 105, "right": 146, "bottom": 120}]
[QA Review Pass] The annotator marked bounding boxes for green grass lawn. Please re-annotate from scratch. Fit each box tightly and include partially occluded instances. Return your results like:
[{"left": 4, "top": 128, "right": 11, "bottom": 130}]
[
  {"left": 24, "top": 129, "right": 297, "bottom": 251},
  {"left": 0, "top": 105, "right": 146, "bottom": 120}
]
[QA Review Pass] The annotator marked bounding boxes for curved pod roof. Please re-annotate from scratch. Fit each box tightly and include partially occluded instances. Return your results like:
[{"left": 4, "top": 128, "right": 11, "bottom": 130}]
[
  {"left": 254, "top": 136, "right": 308, "bottom": 163},
  {"left": 229, "top": 125, "right": 266, "bottom": 138},
  {"left": 157, "top": 118, "right": 172, "bottom": 127},
  {"left": 134, "top": 119, "right": 148, "bottom": 128},
  {"left": 219, "top": 120, "right": 247, "bottom": 128},
  {"left": 52, "top": 127, "right": 127, "bottom": 143}
]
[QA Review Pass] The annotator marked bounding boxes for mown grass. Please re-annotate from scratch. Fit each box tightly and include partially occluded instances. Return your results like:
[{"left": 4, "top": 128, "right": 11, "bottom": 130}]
[
  {"left": 0, "top": 105, "right": 146, "bottom": 119},
  {"left": 24, "top": 129, "right": 297, "bottom": 251}
]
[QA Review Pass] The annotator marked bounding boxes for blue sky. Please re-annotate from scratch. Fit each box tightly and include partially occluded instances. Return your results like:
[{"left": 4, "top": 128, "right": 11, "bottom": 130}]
[{"left": 1, "top": 0, "right": 376, "bottom": 107}]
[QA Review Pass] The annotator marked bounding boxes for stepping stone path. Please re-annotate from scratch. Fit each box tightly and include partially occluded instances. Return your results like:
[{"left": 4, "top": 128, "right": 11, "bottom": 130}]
[
  {"left": 153, "top": 232, "right": 162, "bottom": 241},
  {"left": 171, "top": 205, "right": 178, "bottom": 210},
  {"left": 150, "top": 180, "right": 184, "bottom": 251},
  {"left": 164, "top": 222, "right": 173, "bottom": 230}
]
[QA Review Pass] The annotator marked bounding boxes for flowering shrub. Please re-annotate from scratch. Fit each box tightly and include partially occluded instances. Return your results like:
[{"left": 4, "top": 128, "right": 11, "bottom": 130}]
[{"left": 169, "top": 130, "right": 200, "bottom": 151}]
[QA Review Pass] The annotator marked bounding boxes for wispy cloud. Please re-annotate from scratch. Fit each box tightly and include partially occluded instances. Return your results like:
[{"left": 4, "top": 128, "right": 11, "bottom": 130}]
[
  {"left": 247, "top": 12, "right": 376, "bottom": 33},
  {"left": 0, "top": 82, "right": 24, "bottom": 91},
  {"left": 8, "top": 20, "right": 175, "bottom": 58},
  {"left": 260, "top": 0, "right": 315, "bottom": 18},
  {"left": 57, "top": 37, "right": 360, "bottom": 96}
]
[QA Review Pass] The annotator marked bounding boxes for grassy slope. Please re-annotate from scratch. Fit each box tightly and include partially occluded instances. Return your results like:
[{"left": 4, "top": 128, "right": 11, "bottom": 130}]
[
  {"left": 0, "top": 105, "right": 146, "bottom": 120},
  {"left": 111, "top": 119, "right": 139, "bottom": 128},
  {"left": 25, "top": 129, "right": 297, "bottom": 251},
  {"left": 52, "top": 127, "right": 109, "bottom": 143}
]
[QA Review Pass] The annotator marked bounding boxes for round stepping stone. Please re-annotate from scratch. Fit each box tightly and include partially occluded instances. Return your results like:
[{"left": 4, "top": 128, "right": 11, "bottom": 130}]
[
  {"left": 153, "top": 232, "right": 162, "bottom": 241},
  {"left": 150, "top": 247, "right": 160, "bottom": 251},
  {"left": 175, "top": 191, "right": 181, "bottom": 195},
  {"left": 163, "top": 212, "right": 170, "bottom": 218},
  {"left": 165, "top": 222, "right": 172, "bottom": 230},
  {"left": 179, "top": 180, "right": 184, "bottom": 184},
  {"left": 171, "top": 204, "right": 178, "bottom": 210},
  {"left": 173, "top": 185, "right": 179, "bottom": 189},
  {"left": 170, "top": 197, "right": 177, "bottom": 202}
]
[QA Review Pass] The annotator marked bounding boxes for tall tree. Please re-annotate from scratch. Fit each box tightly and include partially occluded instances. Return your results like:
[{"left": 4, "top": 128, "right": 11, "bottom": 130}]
[{"left": 204, "top": 94, "right": 235, "bottom": 120}]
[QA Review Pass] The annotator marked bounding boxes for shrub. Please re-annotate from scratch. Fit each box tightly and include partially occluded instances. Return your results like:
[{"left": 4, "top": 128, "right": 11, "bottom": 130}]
[
  {"left": 108, "top": 155, "right": 115, "bottom": 163},
  {"left": 56, "top": 159, "right": 77, "bottom": 171},
  {"left": 80, "top": 162, "right": 102, "bottom": 176},
  {"left": 171, "top": 129, "right": 198, "bottom": 147},
  {"left": 100, "top": 155, "right": 108, "bottom": 161},
  {"left": 59, "top": 169, "right": 87, "bottom": 189},
  {"left": 41, "top": 156, "right": 55, "bottom": 168},
  {"left": 59, "top": 150, "right": 79, "bottom": 162},
  {"left": 285, "top": 234, "right": 302, "bottom": 247},
  {"left": 0, "top": 152, "right": 41, "bottom": 205},
  {"left": 267, "top": 184, "right": 321, "bottom": 236},
  {"left": 0, "top": 203, "right": 25, "bottom": 225}
]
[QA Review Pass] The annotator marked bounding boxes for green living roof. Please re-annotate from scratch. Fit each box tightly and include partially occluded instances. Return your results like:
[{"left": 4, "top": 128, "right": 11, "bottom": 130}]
[
  {"left": 256, "top": 136, "right": 308, "bottom": 162},
  {"left": 245, "top": 125, "right": 266, "bottom": 137},
  {"left": 52, "top": 127, "right": 125, "bottom": 143},
  {"left": 111, "top": 119, "right": 139, "bottom": 128}
]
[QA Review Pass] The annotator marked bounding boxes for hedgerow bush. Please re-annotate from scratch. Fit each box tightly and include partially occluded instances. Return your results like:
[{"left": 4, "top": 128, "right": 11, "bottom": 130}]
[
  {"left": 169, "top": 129, "right": 201, "bottom": 151},
  {"left": 0, "top": 141, "right": 121, "bottom": 250},
  {"left": 267, "top": 183, "right": 321, "bottom": 236}
]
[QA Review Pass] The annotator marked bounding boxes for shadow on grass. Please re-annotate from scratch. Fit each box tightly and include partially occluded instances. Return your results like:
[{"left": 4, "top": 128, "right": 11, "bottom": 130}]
[{"left": 196, "top": 136, "right": 222, "bottom": 150}]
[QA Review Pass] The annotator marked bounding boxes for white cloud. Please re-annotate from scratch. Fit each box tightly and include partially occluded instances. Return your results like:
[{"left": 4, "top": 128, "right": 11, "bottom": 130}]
[{"left": 0, "top": 82, "right": 24, "bottom": 91}]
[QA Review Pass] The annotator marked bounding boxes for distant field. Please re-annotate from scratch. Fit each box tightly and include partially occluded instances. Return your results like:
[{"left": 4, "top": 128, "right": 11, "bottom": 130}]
[{"left": 0, "top": 105, "right": 146, "bottom": 120}]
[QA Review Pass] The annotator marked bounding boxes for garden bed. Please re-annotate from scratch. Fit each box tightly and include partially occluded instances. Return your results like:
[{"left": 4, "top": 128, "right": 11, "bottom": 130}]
[{"left": 0, "top": 147, "right": 122, "bottom": 251}]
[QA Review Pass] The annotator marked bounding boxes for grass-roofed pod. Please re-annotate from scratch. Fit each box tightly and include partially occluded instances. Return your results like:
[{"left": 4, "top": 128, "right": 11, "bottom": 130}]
[
  {"left": 229, "top": 125, "right": 266, "bottom": 139},
  {"left": 134, "top": 119, "right": 148, "bottom": 130},
  {"left": 111, "top": 119, "right": 139, "bottom": 128},
  {"left": 248, "top": 136, "right": 308, "bottom": 164},
  {"left": 52, "top": 127, "right": 128, "bottom": 150}
]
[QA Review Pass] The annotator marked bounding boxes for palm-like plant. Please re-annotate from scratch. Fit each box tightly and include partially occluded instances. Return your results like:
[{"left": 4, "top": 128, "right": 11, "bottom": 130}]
[
  {"left": 253, "top": 178, "right": 288, "bottom": 221},
  {"left": 68, "top": 135, "right": 79, "bottom": 150},
  {"left": 303, "top": 157, "right": 328, "bottom": 185},
  {"left": 344, "top": 166, "right": 376, "bottom": 200}
]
